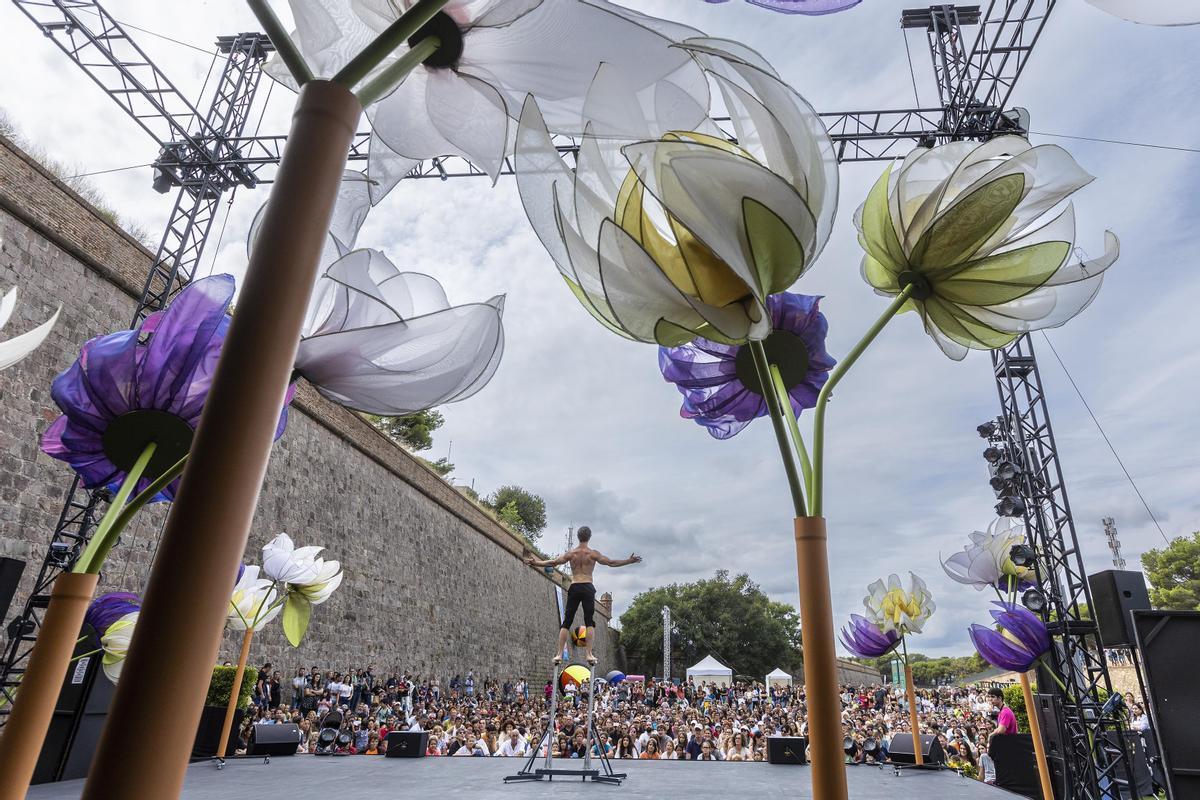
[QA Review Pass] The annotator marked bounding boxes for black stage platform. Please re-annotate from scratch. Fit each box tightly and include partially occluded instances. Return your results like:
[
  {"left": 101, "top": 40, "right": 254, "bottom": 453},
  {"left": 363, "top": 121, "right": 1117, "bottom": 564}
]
[{"left": 27, "top": 756, "right": 1024, "bottom": 799}]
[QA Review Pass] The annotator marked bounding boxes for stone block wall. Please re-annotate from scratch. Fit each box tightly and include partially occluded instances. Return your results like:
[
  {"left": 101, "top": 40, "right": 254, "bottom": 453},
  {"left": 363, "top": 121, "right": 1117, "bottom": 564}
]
[{"left": 0, "top": 133, "right": 616, "bottom": 688}]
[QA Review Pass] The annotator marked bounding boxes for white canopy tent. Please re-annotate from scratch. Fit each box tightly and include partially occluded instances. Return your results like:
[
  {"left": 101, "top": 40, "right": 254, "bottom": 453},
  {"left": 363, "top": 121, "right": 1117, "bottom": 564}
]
[
  {"left": 765, "top": 667, "right": 792, "bottom": 688},
  {"left": 685, "top": 655, "right": 733, "bottom": 684}
]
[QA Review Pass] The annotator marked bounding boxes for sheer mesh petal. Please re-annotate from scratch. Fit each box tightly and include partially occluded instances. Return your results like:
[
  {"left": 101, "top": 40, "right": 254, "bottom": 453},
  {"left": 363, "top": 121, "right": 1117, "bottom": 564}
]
[
  {"left": 622, "top": 139, "right": 817, "bottom": 298},
  {"left": 248, "top": 171, "right": 371, "bottom": 265},
  {"left": 1084, "top": 0, "right": 1200, "bottom": 25},
  {"left": 426, "top": 70, "right": 511, "bottom": 181},
  {"left": 296, "top": 297, "right": 504, "bottom": 415},
  {"left": 741, "top": 0, "right": 861, "bottom": 13},
  {"left": 366, "top": 138, "right": 420, "bottom": 205}
]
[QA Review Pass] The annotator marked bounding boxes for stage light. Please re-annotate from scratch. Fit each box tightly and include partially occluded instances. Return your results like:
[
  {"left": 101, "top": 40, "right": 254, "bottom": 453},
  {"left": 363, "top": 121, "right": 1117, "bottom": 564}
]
[
  {"left": 843, "top": 736, "right": 856, "bottom": 755},
  {"left": 1009, "top": 543, "right": 1036, "bottom": 568},
  {"left": 989, "top": 475, "right": 1008, "bottom": 493},
  {"left": 977, "top": 421, "right": 997, "bottom": 439},
  {"left": 1021, "top": 588, "right": 1047, "bottom": 614},
  {"left": 996, "top": 496, "right": 1026, "bottom": 517},
  {"left": 151, "top": 166, "right": 174, "bottom": 194},
  {"left": 994, "top": 461, "right": 1021, "bottom": 482},
  {"left": 1101, "top": 691, "right": 1126, "bottom": 718},
  {"left": 983, "top": 446, "right": 1004, "bottom": 463},
  {"left": 863, "top": 738, "right": 879, "bottom": 756}
]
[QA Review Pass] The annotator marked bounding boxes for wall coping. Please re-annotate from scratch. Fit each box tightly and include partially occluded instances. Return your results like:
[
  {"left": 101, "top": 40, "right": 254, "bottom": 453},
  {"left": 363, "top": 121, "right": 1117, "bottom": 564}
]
[{"left": 0, "top": 133, "right": 609, "bottom": 623}]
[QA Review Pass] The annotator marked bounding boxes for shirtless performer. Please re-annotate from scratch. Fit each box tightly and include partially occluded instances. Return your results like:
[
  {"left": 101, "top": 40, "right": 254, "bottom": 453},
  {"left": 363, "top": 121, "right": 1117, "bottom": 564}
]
[{"left": 524, "top": 526, "right": 641, "bottom": 666}]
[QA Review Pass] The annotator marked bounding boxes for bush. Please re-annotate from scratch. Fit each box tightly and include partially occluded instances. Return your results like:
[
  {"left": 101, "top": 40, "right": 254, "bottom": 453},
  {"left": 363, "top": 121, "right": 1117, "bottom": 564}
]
[{"left": 205, "top": 665, "right": 256, "bottom": 710}]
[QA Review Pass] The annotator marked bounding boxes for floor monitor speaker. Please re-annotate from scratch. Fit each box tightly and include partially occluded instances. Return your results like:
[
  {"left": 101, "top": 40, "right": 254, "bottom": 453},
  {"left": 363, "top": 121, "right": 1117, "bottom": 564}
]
[{"left": 766, "top": 735, "right": 806, "bottom": 765}]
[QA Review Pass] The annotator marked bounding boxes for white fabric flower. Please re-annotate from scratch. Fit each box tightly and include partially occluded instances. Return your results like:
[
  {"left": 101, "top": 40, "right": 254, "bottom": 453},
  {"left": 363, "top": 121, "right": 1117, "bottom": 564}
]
[
  {"left": 855, "top": 136, "right": 1119, "bottom": 361},
  {"left": 514, "top": 39, "right": 837, "bottom": 346},
  {"left": 228, "top": 564, "right": 282, "bottom": 631},
  {"left": 249, "top": 172, "right": 506, "bottom": 416},
  {"left": 99, "top": 611, "right": 138, "bottom": 683},
  {"left": 261, "top": 533, "right": 326, "bottom": 585},
  {"left": 1085, "top": 1, "right": 1200, "bottom": 25},
  {"left": 0, "top": 287, "right": 59, "bottom": 370},
  {"left": 293, "top": 557, "right": 344, "bottom": 605},
  {"left": 267, "top": 0, "right": 709, "bottom": 202},
  {"left": 863, "top": 572, "right": 936, "bottom": 636},
  {"left": 941, "top": 517, "right": 1035, "bottom": 592}
]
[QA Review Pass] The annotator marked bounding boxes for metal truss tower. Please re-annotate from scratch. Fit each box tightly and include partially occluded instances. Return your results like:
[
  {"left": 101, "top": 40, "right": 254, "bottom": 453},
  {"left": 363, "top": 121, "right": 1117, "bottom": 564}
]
[
  {"left": 1102, "top": 517, "right": 1126, "bottom": 570},
  {"left": 0, "top": 0, "right": 271, "bottom": 723}
]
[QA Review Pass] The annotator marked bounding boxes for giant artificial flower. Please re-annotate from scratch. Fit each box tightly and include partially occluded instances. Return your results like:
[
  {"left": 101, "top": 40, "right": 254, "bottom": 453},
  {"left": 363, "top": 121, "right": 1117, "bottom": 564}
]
[
  {"left": 969, "top": 602, "right": 1051, "bottom": 673},
  {"left": 227, "top": 564, "right": 282, "bottom": 632},
  {"left": 99, "top": 612, "right": 137, "bottom": 683},
  {"left": 839, "top": 613, "right": 901, "bottom": 658},
  {"left": 267, "top": 0, "right": 710, "bottom": 201},
  {"left": 86, "top": 592, "right": 143, "bottom": 683},
  {"left": 0, "top": 286, "right": 59, "bottom": 371},
  {"left": 1084, "top": 0, "right": 1200, "bottom": 25},
  {"left": 516, "top": 39, "right": 837, "bottom": 346},
  {"left": 864, "top": 572, "right": 936, "bottom": 636},
  {"left": 705, "top": 0, "right": 861, "bottom": 13},
  {"left": 261, "top": 533, "right": 343, "bottom": 645},
  {"left": 659, "top": 292, "right": 835, "bottom": 438},
  {"left": 854, "top": 136, "right": 1119, "bottom": 360},
  {"left": 249, "top": 173, "right": 505, "bottom": 416},
  {"left": 40, "top": 275, "right": 293, "bottom": 501},
  {"left": 941, "top": 517, "right": 1036, "bottom": 593}
]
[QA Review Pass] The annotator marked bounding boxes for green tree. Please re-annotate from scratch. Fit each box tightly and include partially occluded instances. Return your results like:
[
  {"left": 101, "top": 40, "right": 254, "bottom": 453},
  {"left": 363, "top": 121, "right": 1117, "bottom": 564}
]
[
  {"left": 1142, "top": 533, "right": 1200, "bottom": 610},
  {"left": 365, "top": 409, "right": 446, "bottom": 452},
  {"left": 419, "top": 456, "right": 454, "bottom": 477},
  {"left": 618, "top": 571, "right": 801, "bottom": 679},
  {"left": 484, "top": 485, "right": 547, "bottom": 541}
]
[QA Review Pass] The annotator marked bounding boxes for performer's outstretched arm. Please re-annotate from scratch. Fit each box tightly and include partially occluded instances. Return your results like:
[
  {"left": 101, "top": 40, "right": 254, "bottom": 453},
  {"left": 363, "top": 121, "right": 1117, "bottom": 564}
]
[
  {"left": 524, "top": 553, "right": 570, "bottom": 568},
  {"left": 595, "top": 552, "right": 642, "bottom": 568}
]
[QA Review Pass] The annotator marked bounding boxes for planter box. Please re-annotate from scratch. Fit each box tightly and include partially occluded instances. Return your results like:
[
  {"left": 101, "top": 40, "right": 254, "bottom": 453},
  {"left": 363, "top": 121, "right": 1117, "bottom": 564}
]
[{"left": 191, "top": 704, "right": 244, "bottom": 759}]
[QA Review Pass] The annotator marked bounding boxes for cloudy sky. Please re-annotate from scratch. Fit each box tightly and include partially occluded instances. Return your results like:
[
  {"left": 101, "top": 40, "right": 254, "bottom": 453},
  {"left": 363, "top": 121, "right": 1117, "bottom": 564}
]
[{"left": 1, "top": 1, "right": 1196, "bottom": 657}]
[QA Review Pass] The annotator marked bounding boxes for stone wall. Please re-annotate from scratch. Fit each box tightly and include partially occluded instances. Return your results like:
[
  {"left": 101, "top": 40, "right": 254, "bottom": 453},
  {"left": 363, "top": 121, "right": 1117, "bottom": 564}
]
[{"left": 0, "top": 133, "right": 616, "bottom": 687}]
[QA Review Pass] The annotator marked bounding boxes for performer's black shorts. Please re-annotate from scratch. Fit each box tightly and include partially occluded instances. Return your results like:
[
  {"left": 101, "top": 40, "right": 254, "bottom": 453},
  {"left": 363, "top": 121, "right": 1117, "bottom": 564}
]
[{"left": 561, "top": 582, "right": 596, "bottom": 629}]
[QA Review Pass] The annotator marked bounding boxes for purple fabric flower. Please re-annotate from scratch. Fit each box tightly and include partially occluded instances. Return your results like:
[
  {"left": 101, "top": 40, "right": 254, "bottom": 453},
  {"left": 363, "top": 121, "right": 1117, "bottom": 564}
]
[
  {"left": 84, "top": 592, "right": 140, "bottom": 642},
  {"left": 40, "top": 275, "right": 294, "bottom": 503},
  {"left": 839, "top": 613, "right": 901, "bottom": 658},
  {"left": 969, "top": 602, "right": 1051, "bottom": 672},
  {"left": 705, "top": 0, "right": 861, "bottom": 14},
  {"left": 659, "top": 293, "right": 835, "bottom": 439}
]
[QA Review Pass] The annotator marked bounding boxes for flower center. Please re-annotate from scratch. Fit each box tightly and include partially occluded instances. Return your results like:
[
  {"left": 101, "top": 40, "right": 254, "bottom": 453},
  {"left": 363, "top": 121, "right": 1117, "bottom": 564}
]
[
  {"left": 879, "top": 589, "right": 920, "bottom": 623},
  {"left": 406, "top": 11, "right": 465, "bottom": 69},
  {"left": 732, "top": 330, "right": 811, "bottom": 397},
  {"left": 897, "top": 270, "right": 933, "bottom": 300},
  {"left": 615, "top": 132, "right": 758, "bottom": 309},
  {"left": 101, "top": 409, "right": 194, "bottom": 480}
]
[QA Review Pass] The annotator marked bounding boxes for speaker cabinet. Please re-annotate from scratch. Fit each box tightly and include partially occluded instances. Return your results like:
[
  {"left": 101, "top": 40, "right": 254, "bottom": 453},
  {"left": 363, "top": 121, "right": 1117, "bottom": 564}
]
[
  {"left": 1101, "top": 731, "right": 1154, "bottom": 800},
  {"left": 1132, "top": 610, "right": 1200, "bottom": 800},
  {"left": 0, "top": 557, "right": 24, "bottom": 624},
  {"left": 248, "top": 723, "right": 300, "bottom": 756},
  {"left": 989, "top": 734, "right": 1042, "bottom": 799},
  {"left": 386, "top": 730, "right": 429, "bottom": 758},
  {"left": 32, "top": 635, "right": 113, "bottom": 783},
  {"left": 766, "top": 735, "right": 806, "bottom": 765},
  {"left": 1087, "top": 570, "right": 1150, "bottom": 648},
  {"left": 887, "top": 733, "right": 944, "bottom": 765}
]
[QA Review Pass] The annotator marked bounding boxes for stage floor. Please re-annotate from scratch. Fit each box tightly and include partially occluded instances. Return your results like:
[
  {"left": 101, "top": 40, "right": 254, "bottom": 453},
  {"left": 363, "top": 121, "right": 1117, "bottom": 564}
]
[{"left": 28, "top": 756, "right": 1025, "bottom": 799}]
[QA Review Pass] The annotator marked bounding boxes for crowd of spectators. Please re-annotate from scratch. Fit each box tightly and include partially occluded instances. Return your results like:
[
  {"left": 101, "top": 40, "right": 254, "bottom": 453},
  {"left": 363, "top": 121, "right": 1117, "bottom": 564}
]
[{"left": 236, "top": 663, "right": 1047, "bottom": 785}]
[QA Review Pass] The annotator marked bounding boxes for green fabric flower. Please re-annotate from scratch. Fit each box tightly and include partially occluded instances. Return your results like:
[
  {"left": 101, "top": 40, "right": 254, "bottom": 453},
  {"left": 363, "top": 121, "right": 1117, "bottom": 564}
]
[{"left": 854, "top": 137, "right": 1119, "bottom": 360}]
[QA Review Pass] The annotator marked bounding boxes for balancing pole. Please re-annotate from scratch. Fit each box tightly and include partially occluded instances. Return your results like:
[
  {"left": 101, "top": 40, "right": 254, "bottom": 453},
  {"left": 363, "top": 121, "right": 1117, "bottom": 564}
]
[{"left": 80, "top": 81, "right": 361, "bottom": 799}]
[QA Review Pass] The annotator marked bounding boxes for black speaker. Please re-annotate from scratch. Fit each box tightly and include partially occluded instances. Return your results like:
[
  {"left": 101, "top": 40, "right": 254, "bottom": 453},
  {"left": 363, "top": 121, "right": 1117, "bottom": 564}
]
[
  {"left": 33, "top": 634, "right": 113, "bottom": 783},
  {"left": 386, "top": 730, "right": 429, "bottom": 758},
  {"left": 248, "top": 723, "right": 300, "bottom": 756},
  {"left": 1101, "top": 731, "right": 1154, "bottom": 800},
  {"left": 1132, "top": 610, "right": 1200, "bottom": 800},
  {"left": 766, "top": 735, "right": 806, "bottom": 764},
  {"left": 0, "top": 557, "right": 24, "bottom": 623},
  {"left": 887, "top": 733, "right": 944, "bottom": 765},
  {"left": 989, "top": 734, "right": 1042, "bottom": 799},
  {"left": 1087, "top": 570, "right": 1150, "bottom": 648},
  {"left": 1032, "top": 692, "right": 1065, "bottom": 761}
]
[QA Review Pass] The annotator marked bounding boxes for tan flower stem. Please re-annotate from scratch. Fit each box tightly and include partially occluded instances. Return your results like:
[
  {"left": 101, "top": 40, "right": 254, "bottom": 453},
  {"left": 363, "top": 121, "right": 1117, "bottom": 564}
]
[
  {"left": 748, "top": 339, "right": 806, "bottom": 517},
  {"left": 356, "top": 35, "right": 441, "bottom": 106},
  {"left": 74, "top": 442, "right": 157, "bottom": 575},
  {"left": 769, "top": 363, "right": 814, "bottom": 500},
  {"left": 811, "top": 284, "right": 915, "bottom": 517},
  {"left": 332, "top": 0, "right": 452, "bottom": 90},
  {"left": 246, "top": 0, "right": 314, "bottom": 86},
  {"left": 900, "top": 635, "right": 923, "bottom": 765}
]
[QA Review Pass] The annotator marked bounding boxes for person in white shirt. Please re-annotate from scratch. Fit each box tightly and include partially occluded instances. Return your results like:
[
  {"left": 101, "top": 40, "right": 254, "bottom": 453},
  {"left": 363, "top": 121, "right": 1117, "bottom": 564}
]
[{"left": 498, "top": 730, "right": 528, "bottom": 757}]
